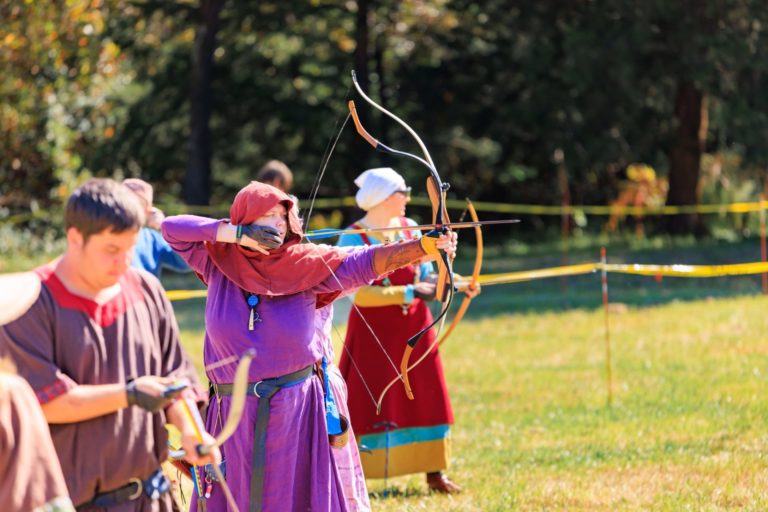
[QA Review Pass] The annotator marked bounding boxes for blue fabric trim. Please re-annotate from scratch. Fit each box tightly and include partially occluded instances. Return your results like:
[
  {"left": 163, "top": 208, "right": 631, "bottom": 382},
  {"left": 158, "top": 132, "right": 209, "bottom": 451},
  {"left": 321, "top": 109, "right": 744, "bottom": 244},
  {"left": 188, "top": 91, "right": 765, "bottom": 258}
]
[
  {"left": 403, "top": 284, "right": 415, "bottom": 304},
  {"left": 322, "top": 356, "right": 342, "bottom": 435},
  {"left": 337, "top": 232, "right": 367, "bottom": 247},
  {"left": 358, "top": 424, "right": 450, "bottom": 450}
]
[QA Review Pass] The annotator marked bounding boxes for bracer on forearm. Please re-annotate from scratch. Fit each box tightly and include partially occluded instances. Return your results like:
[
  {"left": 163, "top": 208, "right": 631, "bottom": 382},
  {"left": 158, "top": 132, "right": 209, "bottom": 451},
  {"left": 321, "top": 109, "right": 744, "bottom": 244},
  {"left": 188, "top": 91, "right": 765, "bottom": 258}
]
[{"left": 372, "top": 239, "right": 426, "bottom": 275}]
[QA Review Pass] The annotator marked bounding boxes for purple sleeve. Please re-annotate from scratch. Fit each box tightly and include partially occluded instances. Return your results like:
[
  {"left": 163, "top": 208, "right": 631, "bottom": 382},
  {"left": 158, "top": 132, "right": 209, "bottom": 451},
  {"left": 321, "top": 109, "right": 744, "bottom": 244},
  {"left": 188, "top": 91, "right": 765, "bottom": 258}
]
[
  {"left": 313, "top": 246, "right": 378, "bottom": 293},
  {"left": 161, "top": 215, "right": 222, "bottom": 278}
]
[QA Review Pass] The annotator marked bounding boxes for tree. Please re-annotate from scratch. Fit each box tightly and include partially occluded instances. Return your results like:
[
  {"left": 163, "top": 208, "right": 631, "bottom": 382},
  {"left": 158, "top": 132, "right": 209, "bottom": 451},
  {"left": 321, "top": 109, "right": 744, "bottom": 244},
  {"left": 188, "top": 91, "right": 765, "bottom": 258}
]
[{"left": 186, "top": 0, "right": 225, "bottom": 205}]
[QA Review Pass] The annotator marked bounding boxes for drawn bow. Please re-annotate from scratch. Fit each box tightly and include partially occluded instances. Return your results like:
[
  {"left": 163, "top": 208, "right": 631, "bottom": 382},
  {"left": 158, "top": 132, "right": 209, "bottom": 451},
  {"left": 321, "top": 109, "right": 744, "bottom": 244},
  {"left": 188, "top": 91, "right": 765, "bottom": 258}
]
[{"left": 347, "top": 70, "right": 455, "bottom": 403}]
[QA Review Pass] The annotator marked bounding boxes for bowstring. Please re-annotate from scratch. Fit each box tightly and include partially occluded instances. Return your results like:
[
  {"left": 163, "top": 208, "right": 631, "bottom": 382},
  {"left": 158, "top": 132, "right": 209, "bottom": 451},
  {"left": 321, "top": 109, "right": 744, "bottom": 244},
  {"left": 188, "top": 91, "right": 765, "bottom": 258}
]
[
  {"left": 303, "top": 83, "right": 353, "bottom": 231},
  {"left": 301, "top": 86, "right": 406, "bottom": 411},
  {"left": 304, "top": 113, "right": 351, "bottom": 231},
  {"left": 312, "top": 255, "right": 405, "bottom": 389},
  {"left": 331, "top": 321, "right": 377, "bottom": 408}
]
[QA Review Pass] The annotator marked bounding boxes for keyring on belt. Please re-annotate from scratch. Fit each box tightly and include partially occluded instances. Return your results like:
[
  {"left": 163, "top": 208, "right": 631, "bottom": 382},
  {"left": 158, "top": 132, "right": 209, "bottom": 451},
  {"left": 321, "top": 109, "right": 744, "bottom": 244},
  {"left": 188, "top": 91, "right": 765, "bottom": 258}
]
[
  {"left": 251, "top": 381, "right": 263, "bottom": 398},
  {"left": 126, "top": 477, "right": 143, "bottom": 500}
]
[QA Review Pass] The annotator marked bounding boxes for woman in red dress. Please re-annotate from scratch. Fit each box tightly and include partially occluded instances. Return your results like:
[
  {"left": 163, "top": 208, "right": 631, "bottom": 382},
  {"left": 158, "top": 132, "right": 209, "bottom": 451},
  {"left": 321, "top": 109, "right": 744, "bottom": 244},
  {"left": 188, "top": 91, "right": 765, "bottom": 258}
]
[{"left": 338, "top": 167, "right": 476, "bottom": 494}]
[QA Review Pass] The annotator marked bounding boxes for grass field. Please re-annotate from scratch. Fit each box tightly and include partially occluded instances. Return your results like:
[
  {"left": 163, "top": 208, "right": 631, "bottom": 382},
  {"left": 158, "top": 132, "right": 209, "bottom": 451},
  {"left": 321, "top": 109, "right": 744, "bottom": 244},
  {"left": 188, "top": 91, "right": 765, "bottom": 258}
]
[
  {"left": 5, "top": 235, "right": 768, "bottom": 510},
  {"left": 160, "top": 235, "right": 768, "bottom": 511},
  {"left": 167, "top": 291, "right": 768, "bottom": 511}
]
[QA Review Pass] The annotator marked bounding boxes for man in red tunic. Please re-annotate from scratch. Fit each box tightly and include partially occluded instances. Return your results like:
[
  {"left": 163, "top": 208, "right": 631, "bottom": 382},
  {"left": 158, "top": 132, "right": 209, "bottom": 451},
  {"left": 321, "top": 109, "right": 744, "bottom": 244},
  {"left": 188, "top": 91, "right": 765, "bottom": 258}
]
[{"left": 0, "top": 179, "right": 220, "bottom": 510}]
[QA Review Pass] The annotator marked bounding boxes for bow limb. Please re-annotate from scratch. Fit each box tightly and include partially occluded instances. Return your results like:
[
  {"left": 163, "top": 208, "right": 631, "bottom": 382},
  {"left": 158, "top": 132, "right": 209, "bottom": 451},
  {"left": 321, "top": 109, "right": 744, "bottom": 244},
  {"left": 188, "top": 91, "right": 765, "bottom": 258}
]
[
  {"left": 171, "top": 349, "right": 255, "bottom": 458},
  {"left": 374, "top": 201, "right": 482, "bottom": 412},
  {"left": 176, "top": 350, "right": 254, "bottom": 512},
  {"left": 202, "top": 349, "right": 256, "bottom": 451},
  {"left": 395, "top": 176, "right": 452, "bottom": 401},
  {"left": 350, "top": 71, "right": 437, "bottom": 170}
]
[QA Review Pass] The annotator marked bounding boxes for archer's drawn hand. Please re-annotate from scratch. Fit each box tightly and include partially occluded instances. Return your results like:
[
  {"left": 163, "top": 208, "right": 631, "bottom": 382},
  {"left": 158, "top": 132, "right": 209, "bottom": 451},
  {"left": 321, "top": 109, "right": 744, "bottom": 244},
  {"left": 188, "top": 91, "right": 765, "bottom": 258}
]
[
  {"left": 456, "top": 280, "right": 482, "bottom": 299},
  {"left": 413, "top": 282, "right": 437, "bottom": 302},
  {"left": 240, "top": 224, "right": 282, "bottom": 251}
]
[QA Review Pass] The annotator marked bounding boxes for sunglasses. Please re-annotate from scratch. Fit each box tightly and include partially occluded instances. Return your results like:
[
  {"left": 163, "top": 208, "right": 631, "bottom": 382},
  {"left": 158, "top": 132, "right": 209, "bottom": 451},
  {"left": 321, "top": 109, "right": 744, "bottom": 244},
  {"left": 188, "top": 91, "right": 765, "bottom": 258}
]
[{"left": 393, "top": 188, "right": 412, "bottom": 199}]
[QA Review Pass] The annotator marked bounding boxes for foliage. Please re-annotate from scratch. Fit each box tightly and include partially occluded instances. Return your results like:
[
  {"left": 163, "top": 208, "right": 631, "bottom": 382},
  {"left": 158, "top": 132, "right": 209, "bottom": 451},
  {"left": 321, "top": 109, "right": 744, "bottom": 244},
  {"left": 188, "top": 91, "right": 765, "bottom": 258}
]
[{"left": 2, "top": 0, "right": 768, "bottom": 234}]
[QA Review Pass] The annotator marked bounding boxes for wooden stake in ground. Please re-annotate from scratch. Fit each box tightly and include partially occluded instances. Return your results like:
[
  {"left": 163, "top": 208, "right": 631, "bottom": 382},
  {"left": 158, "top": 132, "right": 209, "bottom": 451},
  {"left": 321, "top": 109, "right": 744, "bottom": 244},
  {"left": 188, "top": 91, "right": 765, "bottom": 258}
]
[
  {"left": 760, "top": 195, "right": 767, "bottom": 295},
  {"left": 601, "top": 247, "right": 613, "bottom": 407}
]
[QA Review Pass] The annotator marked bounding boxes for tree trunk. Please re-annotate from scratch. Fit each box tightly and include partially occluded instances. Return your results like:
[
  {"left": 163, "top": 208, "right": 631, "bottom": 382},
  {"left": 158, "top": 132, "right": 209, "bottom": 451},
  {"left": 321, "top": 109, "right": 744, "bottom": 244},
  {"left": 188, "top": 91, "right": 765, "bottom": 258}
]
[
  {"left": 185, "top": 0, "right": 224, "bottom": 205},
  {"left": 666, "top": 80, "right": 708, "bottom": 234},
  {"left": 374, "top": 33, "right": 388, "bottom": 143},
  {"left": 354, "top": 0, "right": 369, "bottom": 93},
  {"left": 347, "top": 0, "right": 372, "bottom": 186}
]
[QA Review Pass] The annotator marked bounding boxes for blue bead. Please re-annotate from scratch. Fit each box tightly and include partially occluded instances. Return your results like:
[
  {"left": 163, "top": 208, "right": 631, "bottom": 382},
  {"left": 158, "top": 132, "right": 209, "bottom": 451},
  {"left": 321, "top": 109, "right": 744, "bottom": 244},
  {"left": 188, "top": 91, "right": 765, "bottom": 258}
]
[{"left": 247, "top": 294, "right": 259, "bottom": 307}]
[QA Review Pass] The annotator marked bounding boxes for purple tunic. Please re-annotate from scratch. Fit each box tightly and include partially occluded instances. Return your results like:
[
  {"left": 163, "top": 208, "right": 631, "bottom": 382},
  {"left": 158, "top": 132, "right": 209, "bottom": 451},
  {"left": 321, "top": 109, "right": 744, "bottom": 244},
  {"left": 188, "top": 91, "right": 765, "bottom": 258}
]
[
  {"left": 162, "top": 216, "right": 378, "bottom": 512},
  {"left": 314, "top": 305, "right": 371, "bottom": 512}
]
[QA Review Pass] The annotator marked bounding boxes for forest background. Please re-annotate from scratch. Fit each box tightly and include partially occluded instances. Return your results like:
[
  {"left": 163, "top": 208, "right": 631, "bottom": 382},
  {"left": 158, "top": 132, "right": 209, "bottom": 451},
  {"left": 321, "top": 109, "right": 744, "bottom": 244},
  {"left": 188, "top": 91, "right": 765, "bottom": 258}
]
[{"left": 2, "top": 0, "right": 768, "bottom": 248}]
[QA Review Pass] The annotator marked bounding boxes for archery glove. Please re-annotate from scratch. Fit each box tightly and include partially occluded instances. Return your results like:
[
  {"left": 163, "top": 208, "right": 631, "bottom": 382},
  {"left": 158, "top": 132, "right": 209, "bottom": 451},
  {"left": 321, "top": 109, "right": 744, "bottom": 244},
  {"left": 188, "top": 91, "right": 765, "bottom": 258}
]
[
  {"left": 126, "top": 379, "right": 174, "bottom": 413},
  {"left": 239, "top": 224, "right": 282, "bottom": 249}
]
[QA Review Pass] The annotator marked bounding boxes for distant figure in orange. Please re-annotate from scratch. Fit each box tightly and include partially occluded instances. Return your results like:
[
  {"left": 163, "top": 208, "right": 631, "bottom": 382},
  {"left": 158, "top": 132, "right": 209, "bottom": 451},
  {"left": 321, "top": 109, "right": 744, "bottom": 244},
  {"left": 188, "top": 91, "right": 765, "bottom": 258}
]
[{"left": 606, "top": 163, "right": 667, "bottom": 237}]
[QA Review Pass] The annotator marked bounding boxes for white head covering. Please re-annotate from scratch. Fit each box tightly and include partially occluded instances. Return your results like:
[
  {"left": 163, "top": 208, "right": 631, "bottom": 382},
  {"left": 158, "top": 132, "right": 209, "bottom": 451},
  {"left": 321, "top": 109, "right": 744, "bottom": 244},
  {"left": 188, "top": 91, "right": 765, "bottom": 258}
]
[{"left": 354, "top": 167, "right": 410, "bottom": 211}]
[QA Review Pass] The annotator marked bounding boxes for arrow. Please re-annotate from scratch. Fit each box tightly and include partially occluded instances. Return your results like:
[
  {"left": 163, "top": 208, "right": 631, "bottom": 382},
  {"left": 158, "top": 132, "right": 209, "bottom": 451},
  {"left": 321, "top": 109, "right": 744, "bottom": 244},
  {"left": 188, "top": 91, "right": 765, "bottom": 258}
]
[{"left": 305, "top": 219, "right": 519, "bottom": 240}]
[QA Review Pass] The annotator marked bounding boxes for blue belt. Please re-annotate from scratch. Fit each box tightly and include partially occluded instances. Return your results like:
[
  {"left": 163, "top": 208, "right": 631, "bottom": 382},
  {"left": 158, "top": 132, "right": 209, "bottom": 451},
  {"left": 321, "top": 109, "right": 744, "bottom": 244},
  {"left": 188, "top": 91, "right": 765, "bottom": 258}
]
[{"left": 76, "top": 468, "right": 168, "bottom": 510}]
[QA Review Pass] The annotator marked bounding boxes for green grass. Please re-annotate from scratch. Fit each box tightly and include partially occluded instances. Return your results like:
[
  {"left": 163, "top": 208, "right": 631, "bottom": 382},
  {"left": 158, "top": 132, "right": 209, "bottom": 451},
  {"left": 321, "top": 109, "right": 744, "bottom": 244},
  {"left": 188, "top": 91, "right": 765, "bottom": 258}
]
[{"left": 360, "top": 297, "right": 768, "bottom": 511}]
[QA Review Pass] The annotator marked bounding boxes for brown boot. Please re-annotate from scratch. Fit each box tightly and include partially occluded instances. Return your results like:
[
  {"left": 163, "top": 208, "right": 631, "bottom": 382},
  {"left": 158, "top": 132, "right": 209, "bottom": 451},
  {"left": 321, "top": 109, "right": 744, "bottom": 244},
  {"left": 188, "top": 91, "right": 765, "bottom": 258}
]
[{"left": 426, "top": 471, "right": 462, "bottom": 494}]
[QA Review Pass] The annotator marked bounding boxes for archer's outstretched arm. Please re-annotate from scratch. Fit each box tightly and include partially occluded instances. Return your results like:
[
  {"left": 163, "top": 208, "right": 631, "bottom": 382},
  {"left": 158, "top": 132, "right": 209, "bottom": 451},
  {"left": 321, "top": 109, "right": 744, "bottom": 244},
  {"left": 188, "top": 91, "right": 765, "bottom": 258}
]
[{"left": 372, "top": 231, "right": 457, "bottom": 276}]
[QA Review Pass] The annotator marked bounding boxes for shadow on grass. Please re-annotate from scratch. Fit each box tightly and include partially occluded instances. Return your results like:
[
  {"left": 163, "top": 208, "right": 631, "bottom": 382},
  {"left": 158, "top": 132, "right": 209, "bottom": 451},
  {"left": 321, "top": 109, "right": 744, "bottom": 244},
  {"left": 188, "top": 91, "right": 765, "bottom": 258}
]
[{"left": 369, "top": 487, "right": 427, "bottom": 500}]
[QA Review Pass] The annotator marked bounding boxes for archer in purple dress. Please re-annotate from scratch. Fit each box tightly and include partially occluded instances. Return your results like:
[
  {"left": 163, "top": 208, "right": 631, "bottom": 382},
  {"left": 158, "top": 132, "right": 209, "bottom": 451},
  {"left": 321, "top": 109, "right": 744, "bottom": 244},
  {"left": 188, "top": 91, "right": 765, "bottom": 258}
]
[{"left": 162, "top": 181, "right": 457, "bottom": 511}]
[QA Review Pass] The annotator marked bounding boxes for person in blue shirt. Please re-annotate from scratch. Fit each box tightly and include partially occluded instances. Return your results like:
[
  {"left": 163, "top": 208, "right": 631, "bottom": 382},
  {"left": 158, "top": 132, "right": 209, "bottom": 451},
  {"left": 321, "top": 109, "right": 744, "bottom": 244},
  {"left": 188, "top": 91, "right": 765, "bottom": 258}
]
[{"left": 123, "top": 178, "right": 190, "bottom": 278}]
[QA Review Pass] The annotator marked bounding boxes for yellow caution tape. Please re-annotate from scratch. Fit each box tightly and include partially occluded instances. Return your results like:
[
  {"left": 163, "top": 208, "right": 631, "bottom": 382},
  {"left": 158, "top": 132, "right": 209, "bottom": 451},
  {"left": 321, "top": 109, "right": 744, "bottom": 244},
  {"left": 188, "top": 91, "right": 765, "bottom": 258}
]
[
  {"left": 600, "top": 261, "right": 768, "bottom": 277},
  {"left": 477, "top": 263, "right": 598, "bottom": 285},
  {"left": 474, "top": 261, "right": 768, "bottom": 286},
  {"left": 165, "top": 260, "right": 768, "bottom": 301},
  {"left": 407, "top": 198, "right": 768, "bottom": 216},
  {"left": 165, "top": 289, "right": 207, "bottom": 301}
]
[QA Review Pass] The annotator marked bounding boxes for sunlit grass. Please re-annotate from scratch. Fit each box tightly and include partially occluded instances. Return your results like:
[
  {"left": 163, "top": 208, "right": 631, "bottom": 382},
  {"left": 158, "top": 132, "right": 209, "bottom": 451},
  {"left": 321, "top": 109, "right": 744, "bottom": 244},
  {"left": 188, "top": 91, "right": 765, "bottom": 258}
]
[{"left": 171, "top": 293, "right": 768, "bottom": 510}]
